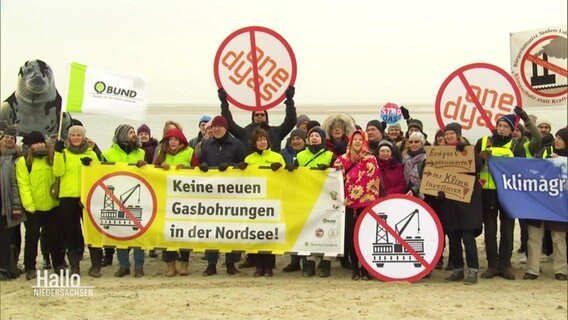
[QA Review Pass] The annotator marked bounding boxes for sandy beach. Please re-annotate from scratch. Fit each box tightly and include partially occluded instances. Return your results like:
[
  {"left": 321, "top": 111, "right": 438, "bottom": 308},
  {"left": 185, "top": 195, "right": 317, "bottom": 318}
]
[{"left": 1, "top": 240, "right": 567, "bottom": 320}]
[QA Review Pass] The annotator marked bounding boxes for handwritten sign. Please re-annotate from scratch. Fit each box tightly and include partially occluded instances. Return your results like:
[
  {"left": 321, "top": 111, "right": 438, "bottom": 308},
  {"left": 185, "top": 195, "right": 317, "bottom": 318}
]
[
  {"left": 420, "top": 167, "right": 476, "bottom": 203},
  {"left": 424, "top": 146, "right": 475, "bottom": 173}
]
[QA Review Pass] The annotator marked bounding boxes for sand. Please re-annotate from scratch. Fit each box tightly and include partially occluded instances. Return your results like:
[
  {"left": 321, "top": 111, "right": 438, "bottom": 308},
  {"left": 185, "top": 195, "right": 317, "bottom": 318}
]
[{"left": 1, "top": 246, "right": 567, "bottom": 320}]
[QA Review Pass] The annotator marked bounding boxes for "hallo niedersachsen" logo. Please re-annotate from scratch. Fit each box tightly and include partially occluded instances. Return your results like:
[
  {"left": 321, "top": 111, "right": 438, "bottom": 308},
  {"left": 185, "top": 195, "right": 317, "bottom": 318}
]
[{"left": 32, "top": 270, "right": 94, "bottom": 297}]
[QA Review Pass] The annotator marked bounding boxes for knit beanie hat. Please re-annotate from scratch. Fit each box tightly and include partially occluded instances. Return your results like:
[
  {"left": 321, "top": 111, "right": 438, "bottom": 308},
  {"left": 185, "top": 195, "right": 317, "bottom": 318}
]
[
  {"left": 308, "top": 126, "right": 326, "bottom": 142},
  {"left": 290, "top": 128, "right": 307, "bottom": 141},
  {"left": 68, "top": 125, "right": 86, "bottom": 137},
  {"left": 22, "top": 131, "right": 46, "bottom": 145},
  {"left": 137, "top": 124, "right": 151, "bottom": 136},
  {"left": 296, "top": 114, "right": 310, "bottom": 128},
  {"left": 211, "top": 115, "right": 228, "bottom": 130},
  {"left": 164, "top": 128, "right": 188, "bottom": 146},
  {"left": 389, "top": 122, "right": 402, "bottom": 130},
  {"left": 366, "top": 120, "right": 383, "bottom": 132},
  {"left": 407, "top": 119, "right": 424, "bottom": 132},
  {"left": 113, "top": 124, "right": 134, "bottom": 144},
  {"left": 199, "top": 115, "right": 212, "bottom": 126},
  {"left": 307, "top": 120, "right": 321, "bottom": 132},
  {"left": 497, "top": 114, "right": 516, "bottom": 131},
  {"left": 537, "top": 118, "right": 552, "bottom": 128},
  {"left": 378, "top": 140, "right": 394, "bottom": 152},
  {"left": 556, "top": 127, "right": 568, "bottom": 145},
  {"left": 444, "top": 122, "right": 462, "bottom": 137}
]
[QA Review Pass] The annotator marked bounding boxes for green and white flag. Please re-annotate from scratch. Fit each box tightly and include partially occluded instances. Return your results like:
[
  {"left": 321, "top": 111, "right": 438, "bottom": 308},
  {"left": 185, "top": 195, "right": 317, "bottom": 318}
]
[{"left": 65, "top": 62, "right": 148, "bottom": 121}]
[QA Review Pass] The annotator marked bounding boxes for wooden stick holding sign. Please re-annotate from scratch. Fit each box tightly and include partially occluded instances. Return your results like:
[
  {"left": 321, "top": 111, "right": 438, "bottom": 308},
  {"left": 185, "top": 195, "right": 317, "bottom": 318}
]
[
  {"left": 420, "top": 167, "right": 476, "bottom": 203},
  {"left": 424, "top": 146, "right": 475, "bottom": 173}
]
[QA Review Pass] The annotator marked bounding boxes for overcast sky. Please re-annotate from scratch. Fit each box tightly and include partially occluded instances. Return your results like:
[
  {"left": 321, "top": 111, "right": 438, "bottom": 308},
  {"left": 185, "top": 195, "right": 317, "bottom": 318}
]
[{"left": 1, "top": 0, "right": 567, "bottom": 105}]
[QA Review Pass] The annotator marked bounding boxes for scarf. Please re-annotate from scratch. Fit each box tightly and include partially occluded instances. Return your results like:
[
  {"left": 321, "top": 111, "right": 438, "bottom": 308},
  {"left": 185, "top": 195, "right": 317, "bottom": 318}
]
[
  {"left": 404, "top": 148, "right": 426, "bottom": 189},
  {"left": 66, "top": 141, "right": 89, "bottom": 154}
]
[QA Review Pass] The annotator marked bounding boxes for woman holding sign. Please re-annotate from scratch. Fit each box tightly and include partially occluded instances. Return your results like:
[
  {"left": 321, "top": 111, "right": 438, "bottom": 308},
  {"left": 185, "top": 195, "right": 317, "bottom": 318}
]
[
  {"left": 238, "top": 128, "right": 285, "bottom": 277},
  {"left": 438, "top": 123, "right": 483, "bottom": 285},
  {"left": 334, "top": 129, "right": 380, "bottom": 280}
]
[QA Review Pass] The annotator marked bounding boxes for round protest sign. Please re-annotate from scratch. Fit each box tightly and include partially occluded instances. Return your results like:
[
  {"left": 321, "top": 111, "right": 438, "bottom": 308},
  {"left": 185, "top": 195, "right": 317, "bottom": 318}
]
[
  {"left": 354, "top": 194, "right": 443, "bottom": 282},
  {"left": 86, "top": 172, "right": 157, "bottom": 241},
  {"left": 520, "top": 35, "right": 568, "bottom": 99},
  {"left": 435, "top": 63, "right": 523, "bottom": 142},
  {"left": 214, "top": 26, "right": 297, "bottom": 111},
  {"left": 379, "top": 103, "right": 402, "bottom": 124}
]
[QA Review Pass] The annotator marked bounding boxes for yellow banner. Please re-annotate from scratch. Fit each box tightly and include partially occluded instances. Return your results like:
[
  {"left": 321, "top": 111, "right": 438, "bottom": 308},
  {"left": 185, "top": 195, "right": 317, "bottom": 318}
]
[{"left": 81, "top": 163, "right": 345, "bottom": 255}]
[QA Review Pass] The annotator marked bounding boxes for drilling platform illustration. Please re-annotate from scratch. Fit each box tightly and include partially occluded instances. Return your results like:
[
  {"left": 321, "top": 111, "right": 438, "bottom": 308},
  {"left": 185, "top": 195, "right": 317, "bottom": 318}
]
[
  {"left": 100, "top": 184, "right": 143, "bottom": 230},
  {"left": 373, "top": 209, "right": 425, "bottom": 268}
]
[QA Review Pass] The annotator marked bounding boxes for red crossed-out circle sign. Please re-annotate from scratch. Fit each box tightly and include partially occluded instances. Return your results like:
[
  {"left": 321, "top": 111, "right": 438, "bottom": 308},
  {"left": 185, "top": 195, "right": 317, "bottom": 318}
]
[
  {"left": 354, "top": 194, "right": 443, "bottom": 282},
  {"left": 520, "top": 35, "right": 568, "bottom": 98},
  {"left": 435, "top": 63, "right": 523, "bottom": 140},
  {"left": 86, "top": 172, "right": 157, "bottom": 241},
  {"left": 214, "top": 26, "right": 297, "bottom": 111}
]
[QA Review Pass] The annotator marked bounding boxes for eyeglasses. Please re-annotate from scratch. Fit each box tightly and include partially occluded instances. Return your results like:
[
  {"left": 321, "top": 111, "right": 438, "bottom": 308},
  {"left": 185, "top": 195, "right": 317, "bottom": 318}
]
[
  {"left": 254, "top": 113, "right": 266, "bottom": 117},
  {"left": 408, "top": 140, "right": 421, "bottom": 144}
]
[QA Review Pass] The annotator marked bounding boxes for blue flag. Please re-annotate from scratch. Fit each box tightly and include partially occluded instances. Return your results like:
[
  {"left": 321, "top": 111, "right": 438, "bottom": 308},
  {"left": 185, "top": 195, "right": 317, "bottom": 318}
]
[{"left": 488, "top": 156, "right": 568, "bottom": 223}]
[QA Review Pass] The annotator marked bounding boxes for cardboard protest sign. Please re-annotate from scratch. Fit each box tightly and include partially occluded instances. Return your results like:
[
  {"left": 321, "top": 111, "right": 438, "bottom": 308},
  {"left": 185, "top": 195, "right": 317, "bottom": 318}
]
[
  {"left": 424, "top": 146, "right": 475, "bottom": 173},
  {"left": 420, "top": 167, "right": 476, "bottom": 203}
]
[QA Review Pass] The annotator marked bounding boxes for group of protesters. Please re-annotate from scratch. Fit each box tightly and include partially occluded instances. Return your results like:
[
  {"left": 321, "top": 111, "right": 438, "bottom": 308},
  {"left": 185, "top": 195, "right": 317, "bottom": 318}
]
[{"left": 0, "top": 86, "right": 566, "bottom": 285}]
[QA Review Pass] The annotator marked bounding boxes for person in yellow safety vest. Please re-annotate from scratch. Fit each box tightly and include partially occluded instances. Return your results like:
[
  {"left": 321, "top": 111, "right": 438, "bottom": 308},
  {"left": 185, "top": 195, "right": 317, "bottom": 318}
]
[
  {"left": 510, "top": 106, "right": 543, "bottom": 261},
  {"left": 475, "top": 113, "right": 526, "bottom": 281},
  {"left": 525, "top": 127, "right": 568, "bottom": 281},
  {"left": 235, "top": 128, "right": 285, "bottom": 278},
  {"left": 295, "top": 126, "right": 336, "bottom": 277}
]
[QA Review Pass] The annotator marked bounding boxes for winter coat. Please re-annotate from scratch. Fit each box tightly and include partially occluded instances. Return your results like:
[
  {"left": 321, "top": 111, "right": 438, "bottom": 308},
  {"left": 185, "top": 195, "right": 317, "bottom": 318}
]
[
  {"left": 334, "top": 153, "right": 380, "bottom": 209},
  {"left": 280, "top": 145, "right": 304, "bottom": 166},
  {"left": 0, "top": 155, "right": 22, "bottom": 224},
  {"left": 140, "top": 138, "right": 159, "bottom": 164},
  {"left": 53, "top": 147, "right": 98, "bottom": 198},
  {"left": 199, "top": 133, "right": 246, "bottom": 166},
  {"left": 102, "top": 143, "right": 145, "bottom": 164},
  {"left": 15, "top": 156, "right": 58, "bottom": 213},
  {"left": 296, "top": 147, "right": 334, "bottom": 168},
  {"left": 221, "top": 102, "right": 296, "bottom": 153},
  {"left": 157, "top": 147, "right": 193, "bottom": 167},
  {"left": 377, "top": 158, "right": 408, "bottom": 196},
  {"left": 245, "top": 150, "right": 285, "bottom": 166}
]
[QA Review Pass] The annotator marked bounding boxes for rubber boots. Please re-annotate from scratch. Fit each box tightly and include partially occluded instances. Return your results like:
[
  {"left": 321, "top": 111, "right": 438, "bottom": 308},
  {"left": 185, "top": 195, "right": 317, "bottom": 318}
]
[
  {"left": 302, "top": 260, "right": 316, "bottom": 277},
  {"left": 165, "top": 261, "right": 177, "bottom": 277},
  {"left": 179, "top": 262, "right": 189, "bottom": 276},
  {"left": 319, "top": 260, "right": 331, "bottom": 278},
  {"left": 67, "top": 250, "right": 81, "bottom": 276},
  {"left": 88, "top": 248, "right": 103, "bottom": 278}
]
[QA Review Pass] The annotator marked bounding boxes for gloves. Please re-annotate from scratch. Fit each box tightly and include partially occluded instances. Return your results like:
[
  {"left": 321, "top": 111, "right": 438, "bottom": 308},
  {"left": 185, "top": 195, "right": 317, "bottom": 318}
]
[
  {"left": 80, "top": 157, "right": 92, "bottom": 166},
  {"left": 455, "top": 142, "right": 466, "bottom": 152},
  {"left": 270, "top": 162, "right": 282, "bottom": 171},
  {"left": 437, "top": 191, "right": 446, "bottom": 200},
  {"left": 54, "top": 140, "right": 65, "bottom": 153},
  {"left": 218, "top": 88, "right": 228, "bottom": 104},
  {"left": 479, "top": 150, "right": 490, "bottom": 161},
  {"left": 199, "top": 162, "right": 209, "bottom": 172},
  {"left": 317, "top": 163, "right": 329, "bottom": 170},
  {"left": 400, "top": 106, "right": 410, "bottom": 120},
  {"left": 136, "top": 160, "right": 147, "bottom": 168},
  {"left": 514, "top": 106, "right": 530, "bottom": 122},
  {"left": 234, "top": 162, "right": 248, "bottom": 170},
  {"left": 285, "top": 163, "right": 296, "bottom": 172},
  {"left": 218, "top": 163, "right": 229, "bottom": 172},
  {"left": 285, "top": 86, "right": 295, "bottom": 100}
]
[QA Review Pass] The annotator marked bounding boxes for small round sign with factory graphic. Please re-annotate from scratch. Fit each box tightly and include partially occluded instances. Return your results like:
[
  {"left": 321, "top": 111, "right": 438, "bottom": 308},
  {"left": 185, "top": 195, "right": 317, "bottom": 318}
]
[
  {"left": 354, "top": 194, "right": 443, "bottom": 282},
  {"left": 86, "top": 172, "right": 157, "bottom": 240}
]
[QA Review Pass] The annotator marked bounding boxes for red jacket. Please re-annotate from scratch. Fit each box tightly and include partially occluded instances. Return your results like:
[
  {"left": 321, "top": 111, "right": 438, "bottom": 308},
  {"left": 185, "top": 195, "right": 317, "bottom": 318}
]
[{"left": 377, "top": 158, "right": 408, "bottom": 196}]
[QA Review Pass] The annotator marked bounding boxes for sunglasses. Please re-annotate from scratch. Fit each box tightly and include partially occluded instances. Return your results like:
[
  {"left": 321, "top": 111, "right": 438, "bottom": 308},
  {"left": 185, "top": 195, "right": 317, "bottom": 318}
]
[
  {"left": 408, "top": 140, "right": 421, "bottom": 144},
  {"left": 254, "top": 113, "right": 266, "bottom": 117}
]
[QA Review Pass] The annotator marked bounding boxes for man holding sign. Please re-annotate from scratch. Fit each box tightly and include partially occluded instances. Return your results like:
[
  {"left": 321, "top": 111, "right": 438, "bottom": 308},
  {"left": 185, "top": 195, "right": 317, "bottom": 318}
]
[
  {"left": 219, "top": 87, "right": 296, "bottom": 153},
  {"left": 475, "top": 114, "right": 526, "bottom": 280}
]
